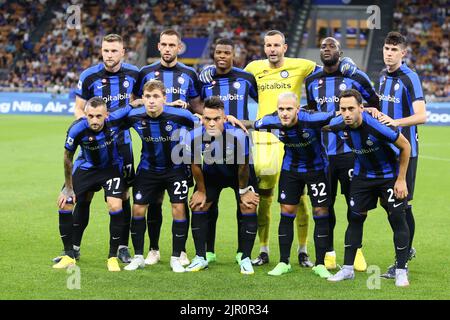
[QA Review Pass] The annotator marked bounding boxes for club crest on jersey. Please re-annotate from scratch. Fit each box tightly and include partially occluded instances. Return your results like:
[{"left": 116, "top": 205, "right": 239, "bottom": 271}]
[
  {"left": 77, "top": 80, "right": 82, "bottom": 90},
  {"left": 89, "top": 136, "right": 94, "bottom": 142},
  {"left": 366, "top": 139, "right": 373, "bottom": 146},
  {"left": 102, "top": 79, "right": 107, "bottom": 83},
  {"left": 339, "top": 83, "right": 347, "bottom": 91},
  {"left": 154, "top": 71, "right": 160, "bottom": 77},
  {"left": 66, "top": 137, "right": 74, "bottom": 146},
  {"left": 280, "top": 70, "right": 289, "bottom": 78},
  {"left": 165, "top": 123, "right": 173, "bottom": 132},
  {"left": 302, "top": 131, "right": 310, "bottom": 139},
  {"left": 177, "top": 76, "right": 185, "bottom": 85},
  {"left": 233, "top": 81, "right": 241, "bottom": 89},
  {"left": 123, "top": 80, "right": 129, "bottom": 88},
  {"left": 394, "top": 83, "right": 400, "bottom": 91}
]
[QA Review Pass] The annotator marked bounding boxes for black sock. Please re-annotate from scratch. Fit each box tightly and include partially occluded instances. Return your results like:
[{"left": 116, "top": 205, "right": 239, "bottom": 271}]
[
  {"left": 147, "top": 203, "right": 162, "bottom": 251},
  {"left": 206, "top": 201, "right": 219, "bottom": 253},
  {"left": 191, "top": 211, "right": 208, "bottom": 258},
  {"left": 313, "top": 214, "right": 330, "bottom": 265},
  {"left": 240, "top": 213, "right": 257, "bottom": 260},
  {"left": 389, "top": 210, "right": 410, "bottom": 269},
  {"left": 130, "top": 216, "right": 146, "bottom": 256},
  {"left": 279, "top": 213, "right": 295, "bottom": 264},
  {"left": 405, "top": 205, "right": 415, "bottom": 251},
  {"left": 183, "top": 203, "right": 190, "bottom": 252},
  {"left": 344, "top": 211, "right": 366, "bottom": 266},
  {"left": 59, "top": 209, "right": 74, "bottom": 257},
  {"left": 172, "top": 219, "right": 187, "bottom": 257},
  {"left": 109, "top": 209, "right": 124, "bottom": 258},
  {"left": 72, "top": 201, "right": 90, "bottom": 247},
  {"left": 328, "top": 206, "right": 336, "bottom": 252},
  {"left": 121, "top": 198, "right": 131, "bottom": 247},
  {"left": 236, "top": 207, "right": 244, "bottom": 253}
]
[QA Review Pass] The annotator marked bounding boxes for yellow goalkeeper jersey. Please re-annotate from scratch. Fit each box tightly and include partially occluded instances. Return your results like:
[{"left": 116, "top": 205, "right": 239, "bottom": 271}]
[{"left": 244, "top": 57, "right": 316, "bottom": 143}]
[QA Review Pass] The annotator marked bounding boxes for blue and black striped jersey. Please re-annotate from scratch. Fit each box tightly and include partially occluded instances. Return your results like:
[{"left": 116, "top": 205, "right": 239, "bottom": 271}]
[
  {"left": 75, "top": 62, "right": 139, "bottom": 145},
  {"left": 185, "top": 122, "right": 251, "bottom": 178},
  {"left": 200, "top": 67, "right": 258, "bottom": 120},
  {"left": 124, "top": 106, "right": 199, "bottom": 172},
  {"left": 305, "top": 68, "right": 379, "bottom": 156},
  {"left": 64, "top": 112, "right": 127, "bottom": 171},
  {"left": 254, "top": 110, "right": 335, "bottom": 173},
  {"left": 328, "top": 112, "right": 400, "bottom": 179},
  {"left": 137, "top": 61, "right": 201, "bottom": 102},
  {"left": 379, "top": 63, "right": 424, "bottom": 157}
]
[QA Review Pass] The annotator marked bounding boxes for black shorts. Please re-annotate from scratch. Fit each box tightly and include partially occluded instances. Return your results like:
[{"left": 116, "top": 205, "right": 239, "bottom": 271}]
[
  {"left": 72, "top": 166, "right": 125, "bottom": 200},
  {"left": 328, "top": 152, "right": 354, "bottom": 201},
  {"left": 406, "top": 157, "right": 417, "bottom": 201},
  {"left": 118, "top": 141, "right": 135, "bottom": 188},
  {"left": 349, "top": 176, "right": 407, "bottom": 213},
  {"left": 133, "top": 168, "right": 189, "bottom": 205},
  {"left": 278, "top": 169, "right": 331, "bottom": 207},
  {"left": 204, "top": 166, "right": 258, "bottom": 203}
]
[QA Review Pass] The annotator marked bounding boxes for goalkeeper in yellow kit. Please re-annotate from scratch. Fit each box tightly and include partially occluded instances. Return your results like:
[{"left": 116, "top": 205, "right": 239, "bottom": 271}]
[{"left": 200, "top": 30, "right": 358, "bottom": 267}]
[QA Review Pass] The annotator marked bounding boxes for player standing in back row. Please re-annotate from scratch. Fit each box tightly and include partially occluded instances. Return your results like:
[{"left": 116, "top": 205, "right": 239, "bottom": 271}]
[
  {"left": 133, "top": 29, "right": 204, "bottom": 267},
  {"left": 305, "top": 37, "right": 379, "bottom": 271},
  {"left": 375, "top": 32, "right": 426, "bottom": 278},
  {"left": 54, "top": 34, "right": 139, "bottom": 264}
]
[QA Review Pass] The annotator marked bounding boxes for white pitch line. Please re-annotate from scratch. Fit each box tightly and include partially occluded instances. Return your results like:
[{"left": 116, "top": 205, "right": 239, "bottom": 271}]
[{"left": 419, "top": 155, "right": 450, "bottom": 162}]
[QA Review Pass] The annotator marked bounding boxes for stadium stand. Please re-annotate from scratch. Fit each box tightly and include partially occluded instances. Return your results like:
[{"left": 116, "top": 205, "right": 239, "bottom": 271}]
[
  {"left": 393, "top": 0, "right": 449, "bottom": 101},
  {"left": 1, "top": 0, "right": 447, "bottom": 101},
  {"left": 0, "top": 0, "right": 295, "bottom": 92}
]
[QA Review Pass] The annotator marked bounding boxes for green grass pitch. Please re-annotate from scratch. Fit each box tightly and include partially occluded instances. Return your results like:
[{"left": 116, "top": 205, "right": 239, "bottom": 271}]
[{"left": 0, "top": 115, "right": 449, "bottom": 300}]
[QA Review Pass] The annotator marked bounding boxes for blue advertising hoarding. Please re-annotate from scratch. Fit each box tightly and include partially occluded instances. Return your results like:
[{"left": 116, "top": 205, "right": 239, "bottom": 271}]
[{"left": 1, "top": 92, "right": 449, "bottom": 126}]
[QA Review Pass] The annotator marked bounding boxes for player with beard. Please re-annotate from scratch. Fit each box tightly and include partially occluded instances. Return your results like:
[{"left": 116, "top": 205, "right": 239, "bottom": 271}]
[
  {"left": 200, "top": 30, "right": 358, "bottom": 268},
  {"left": 53, "top": 34, "right": 139, "bottom": 265},
  {"left": 304, "top": 37, "right": 379, "bottom": 271},
  {"left": 199, "top": 38, "right": 258, "bottom": 264},
  {"left": 133, "top": 29, "right": 204, "bottom": 267}
]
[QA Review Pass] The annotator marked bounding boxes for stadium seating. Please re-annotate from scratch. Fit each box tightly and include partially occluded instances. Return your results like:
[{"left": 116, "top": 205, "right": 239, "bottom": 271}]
[
  {"left": 0, "top": 0, "right": 295, "bottom": 92},
  {"left": 393, "top": 0, "right": 449, "bottom": 101}
]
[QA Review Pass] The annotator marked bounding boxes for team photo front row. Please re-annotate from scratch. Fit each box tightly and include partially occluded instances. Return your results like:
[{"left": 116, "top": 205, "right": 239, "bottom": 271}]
[{"left": 52, "top": 80, "right": 413, "bottom": 288}]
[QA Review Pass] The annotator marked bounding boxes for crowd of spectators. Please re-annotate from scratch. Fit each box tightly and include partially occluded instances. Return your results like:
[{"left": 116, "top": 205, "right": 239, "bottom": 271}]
[
  {"left": 393, "top": 0, "right": 449, "bottom": 101},
  {"left": 0, "top": 0, "right": 296, "bottom": 93}
]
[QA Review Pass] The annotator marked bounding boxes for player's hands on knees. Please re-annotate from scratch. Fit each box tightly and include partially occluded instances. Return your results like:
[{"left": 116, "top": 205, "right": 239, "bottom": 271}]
[
  {"left": 240, "top": 191, "right": 260, "bottom": 209},
  {"left": 166, "top": 99, "right": 188, "bottom": 109},
  {"left": 57, "top": 187, "right": 76, "bottom": 209},
  {"left": 130, "top": 99, "right": 144, "bottom": 107},
  {"left": 189, "top": 190, "right": 206, "bottom": 210},
  {"left": 394, "top": 179, "right": 408, "bottom": 200},
  {"left": 226, "top": 115, "right": 248, "bottom": 133}
]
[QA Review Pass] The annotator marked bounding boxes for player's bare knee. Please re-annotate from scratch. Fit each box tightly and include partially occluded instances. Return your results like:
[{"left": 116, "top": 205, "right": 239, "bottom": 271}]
[
  {"left": 280, "top": 204, "right": 297, "bottom": 215},
  {"left": 106, "top": 197, "right": 122, "bottom": 212},
  {"left": 172, "top": 202, "right": 186, "bottom": 219},
  {"left": 240, "top": 203, "right": 257, "bottom": 214},
  {"left": 313, "top": 206, "right": 328, "bottom": 216},
  {"left": 62, "top": 203, "right": 74, "bottom": 211},
  {"left": 132, "top": 204, "right": 147, "bottom": 217}
]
